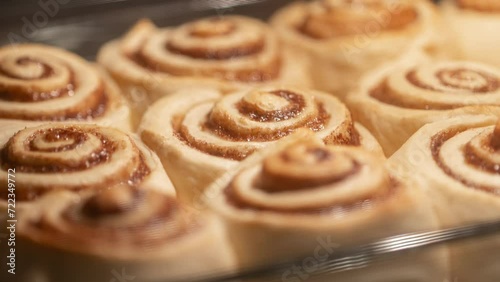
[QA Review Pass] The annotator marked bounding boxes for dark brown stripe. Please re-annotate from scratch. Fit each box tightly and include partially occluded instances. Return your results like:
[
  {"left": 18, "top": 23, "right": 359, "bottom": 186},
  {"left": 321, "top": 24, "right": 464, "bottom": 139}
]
[
  {"left": 236, "top": 90, "right": 306, "bottom": 122},
  {"left": 431, "top": 130, "right": 499, "bottom": 194},
  {"left": 0, "top": 84, "right": 109, "bottom": 121},
  {"left": 225, "top": 177, "right": 400, "bottom": 214},
  {"left": 166, "top": 39, "right": 264, "bottom": 60}
]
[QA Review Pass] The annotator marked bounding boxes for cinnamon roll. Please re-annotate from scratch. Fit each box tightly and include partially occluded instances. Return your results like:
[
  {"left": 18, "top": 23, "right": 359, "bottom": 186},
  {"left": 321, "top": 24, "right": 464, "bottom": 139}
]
[
  {"left": 389, "top": 115, "right": 500, "bottom": 282},
  {"left": 13, "top": 184, "right": 234, "bottom": 282},
  {"left": 0, "top": 44, "right": 131, "bottom": 130},
  {"left": 97, "top": 16, "right": 311, "bottom": 121},
  {"left": 442, "top": 0, "right": 500, "bottom": 67},
  {"left": 270, "top": 0, "right": 446, "bottom": 100},
  {"left": 138, "top": 86, "right": 383, "bottom": 205},
  {"left": 0, "top": 123, "right": 175, "bottom": 223},
  {"left": 206, "top": 137, "right": 447, "bottom": 281},
  {"left": 347, "top": 60, "right": 500, "bottom": 156}
]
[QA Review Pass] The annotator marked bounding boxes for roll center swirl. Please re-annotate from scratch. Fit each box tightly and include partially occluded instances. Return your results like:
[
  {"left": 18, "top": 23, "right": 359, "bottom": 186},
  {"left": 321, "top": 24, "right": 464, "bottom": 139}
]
[
  {"left": 371, "top": 62, "right": 500, "bottom": 110},
  {"left": 83, "top": 186, "right": 142, "bottom": 218},
  {"left": 260, "top": 143, "right": 357, "bottom": 192},
  {"left": 167, "top": 17, "right": 265, "bottom": 60},
  {"left": 0, "top": 124, "right": 151, "bottom": 201},
  {"left": 237, "top": 90, "right": 306, "bottom": 122},
  {"left": 436, "top": 69, "right": 499, "bottom": 93},
  {"left": 0, "top": 45, "right": 110, "bottom": 120},
  {"left": 189, "top": 19, "right": 235, "bottom": 37},
  {"left": 0, "top": 57, "right": 53, "bottom": 80},
  {"left": 224, "top": 142, "right": 394, "bottom": 213}
]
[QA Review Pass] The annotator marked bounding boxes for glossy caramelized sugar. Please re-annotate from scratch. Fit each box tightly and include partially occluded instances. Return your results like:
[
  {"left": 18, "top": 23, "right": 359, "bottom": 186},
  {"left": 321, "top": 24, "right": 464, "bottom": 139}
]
[
  {"left": 0, "top": 124, "right": 151, "bottom": 201},
  {"left": 173, "top": 88, "right": 361, "bottom": 161}
]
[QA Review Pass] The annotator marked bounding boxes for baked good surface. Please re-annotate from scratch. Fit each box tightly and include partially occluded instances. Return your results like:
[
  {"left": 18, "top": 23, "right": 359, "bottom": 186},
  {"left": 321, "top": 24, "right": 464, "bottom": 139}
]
[
  {"left": 270, "top": 0, "right": 442, "bottom": 100},
  {"left": 0, "top": 123, "right": 174, "bottom": 219},
  {"left": 443, "top": 0, "right": 500, "bottom": 67},
  {"left": 98, "top": 16, "right": 311, "bottom": 122},
  {"left": 389, "top": 115, "right": 500, "bottom": 282},
  {"left": 139, "top": 86, "right": 383, "bottom": 205},
  {"left": 0, "top": 44, "right": 132, "bottom": 131},
  {"left": 206, "top": 133, "right": 448, "bottom": 281},
  {"left": 13, "top": 185, "right": 234, "bottom": 282},
  {"left": 348, "top": 59, "right": 500, "bottom": 155}
]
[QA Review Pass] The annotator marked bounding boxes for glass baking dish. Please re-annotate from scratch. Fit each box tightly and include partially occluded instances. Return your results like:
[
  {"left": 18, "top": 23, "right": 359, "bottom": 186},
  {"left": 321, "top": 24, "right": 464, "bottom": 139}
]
[{"left": 0, "top": 1, "right": 497, "bottom": 282}]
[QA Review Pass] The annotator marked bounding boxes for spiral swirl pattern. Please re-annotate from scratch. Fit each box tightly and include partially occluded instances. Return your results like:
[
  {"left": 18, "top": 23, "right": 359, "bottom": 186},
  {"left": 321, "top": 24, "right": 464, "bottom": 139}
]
[
  {"left": 20, "top": 185, "right": 195, "bottom": 254},
  {"left": 0, "top": 44, "right": 124, "bottom": 122},
  {"left": 457, "top": 0, "right": 500, "bottom": 12},
  {"left": 299, "top": 0, "right": 418, "bottom": 39},
  {"left": 174, "top": 87, "right": 360, "bottom": 161},
  {"left": 126, "top": 16, "right": 281, "bottom": 82},
  {"left": 0, "top": 124, "right": 151, "bottom": 201},
  {"left": 370, "top": 61, "right": 500, "bottom": 110},
  {"left": 223, "top": 142, "right": 396, "bottom": 214},
  {"left": 431, "top": 120, "right": 500, "bottom": 193}
]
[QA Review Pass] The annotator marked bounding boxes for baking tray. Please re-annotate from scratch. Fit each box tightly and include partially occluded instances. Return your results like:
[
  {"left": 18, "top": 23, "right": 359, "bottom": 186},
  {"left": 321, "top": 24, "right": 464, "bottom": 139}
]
[{"left": 0, "top": 0, "right": 494, "bottom": 281}]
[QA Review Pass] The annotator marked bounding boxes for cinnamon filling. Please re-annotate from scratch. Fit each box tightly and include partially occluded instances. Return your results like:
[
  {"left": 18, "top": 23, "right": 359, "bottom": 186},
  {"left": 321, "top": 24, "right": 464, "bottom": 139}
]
[
  {"left": 436, "top": 69, "right": 499, "bottom": 92},
  {"left": 370, "top": 68, "right": 500, "bottom": 110},
  {"left": 259, "top": 147, "right": 362, "bottom": 192},
  {"left": 0, "top": 127, "right": 151, "bottom": 201},
  {"left": 203, "top": 103, "right": 330, "bottom": 143},
  {"left": 166, "top": 40, "right": 264, "bottom": 60},
  {"left": 491, "top": 121, "right": 500, "bottom": 150},
  {"left": 175, "top": 87, "right": 361, "bottom": 160},
  {"left": 174, "top": 102, "right": 334, "bottom": 161},
  {"left": 0, "top": 57, "right": 75, "bottom": 102},
  {"left": 431, "top": 128, "right": 500, "bottom": 193},
  {"left": 223, "top": 142, "right": 397, "bottom": 214},
  {"left": 1, "top": 129, "right": 116, "bottom": 173},
  {"left": 35, "top": 190, "right": 198, "bottom": 248},
  {"left": 60, "top": 190, "right": 195, "bottom": 244},
  {"left": 0, "top": 84, "right": 109, "bottom": 121},
  {"left": 82, "top": 187, "right": 144, "bottom": 218},
  {"left": 236, "top": 90, "right": 306, "bottom": 122},
  {"left": 225, "top": 177, "right": 399, "bottom": 214},
  {"left": 131, "top": 50, "right": 281, "bottom": 82},
  {"left": 0, "top": 57, "right": 53, "bottom": 79},
  {"left": 127, "top": 17, "right": 282, "bottom": 82}
]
